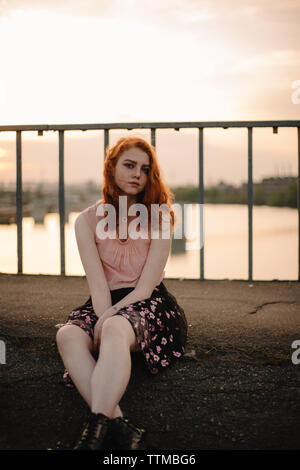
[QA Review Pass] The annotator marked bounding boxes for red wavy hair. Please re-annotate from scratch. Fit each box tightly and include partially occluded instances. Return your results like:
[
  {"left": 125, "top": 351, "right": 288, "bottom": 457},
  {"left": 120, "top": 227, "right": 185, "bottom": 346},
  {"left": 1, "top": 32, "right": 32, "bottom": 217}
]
[{"left": 101, "top": 136, "right": 176, "bottom": 231}]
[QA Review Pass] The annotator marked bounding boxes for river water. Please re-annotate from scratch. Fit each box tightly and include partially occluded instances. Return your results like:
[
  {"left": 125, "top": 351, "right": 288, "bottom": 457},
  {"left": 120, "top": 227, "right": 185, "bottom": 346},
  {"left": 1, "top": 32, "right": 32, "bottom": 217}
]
[{"left": 0, "top": 204, "right": 297, "bottom": 280}]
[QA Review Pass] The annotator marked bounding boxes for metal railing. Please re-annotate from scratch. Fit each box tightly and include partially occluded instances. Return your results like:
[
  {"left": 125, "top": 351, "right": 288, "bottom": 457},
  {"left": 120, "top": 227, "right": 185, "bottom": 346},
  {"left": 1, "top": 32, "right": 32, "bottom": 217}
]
[{"left": 1, "top": 120, "right": 299, "bottom": 281}]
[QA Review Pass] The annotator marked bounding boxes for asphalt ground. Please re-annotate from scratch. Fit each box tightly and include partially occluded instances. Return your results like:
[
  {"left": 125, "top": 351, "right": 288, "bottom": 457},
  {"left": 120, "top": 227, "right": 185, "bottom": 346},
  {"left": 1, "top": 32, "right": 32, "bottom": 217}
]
[{"left": 0, "top": 273, "right": 299, "bottom": 451}]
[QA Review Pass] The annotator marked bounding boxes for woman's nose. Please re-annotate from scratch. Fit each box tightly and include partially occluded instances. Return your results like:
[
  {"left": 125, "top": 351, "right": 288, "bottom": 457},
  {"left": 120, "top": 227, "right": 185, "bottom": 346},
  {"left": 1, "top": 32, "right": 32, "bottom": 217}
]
[{"left": 133, "top": 167, "right": 141, "bottom": 178}]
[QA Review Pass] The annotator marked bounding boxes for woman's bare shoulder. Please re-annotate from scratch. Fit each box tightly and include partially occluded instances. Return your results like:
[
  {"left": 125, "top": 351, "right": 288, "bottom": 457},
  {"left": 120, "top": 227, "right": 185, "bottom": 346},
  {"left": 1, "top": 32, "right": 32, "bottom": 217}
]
[
  {"left": 79, "top": 199, "right": 104, "bottom": 217},
  {"left": 75, "top": 200, "right": 103, "bottom": 233},
  {"left": 95, "top": 198, "right": 104, "bottom": 206}
]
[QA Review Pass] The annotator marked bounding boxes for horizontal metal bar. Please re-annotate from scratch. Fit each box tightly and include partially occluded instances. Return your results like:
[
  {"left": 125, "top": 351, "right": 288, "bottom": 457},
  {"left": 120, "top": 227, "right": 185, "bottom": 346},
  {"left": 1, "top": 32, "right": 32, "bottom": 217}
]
[{"left": 0, "top": 120, "right": 300, "bottom": 132}]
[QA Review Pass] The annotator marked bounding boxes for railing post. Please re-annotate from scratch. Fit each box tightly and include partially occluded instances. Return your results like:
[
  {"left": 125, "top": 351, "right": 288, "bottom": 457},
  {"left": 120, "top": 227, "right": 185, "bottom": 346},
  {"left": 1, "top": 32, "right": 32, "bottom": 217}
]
[
  {"left": 16, "top": 130, "right": 23, "bottom": 274},
  {"left": 58, "top": 130, "right": 65, "bottom": 276},
  {"left": 199, "top": 127, "right": 204, "bottom": 280},
  {"left": 104, "top": 129, "right": 109, "bottom": 161},
  {"left": 297, "top": 127, "right": 300, "bottom": 281},
  {"left": 248, "top": 127, "right": 253, "bottom": 282},
  {"left": 151, "top": 128, "right": 156, "bottom": 148}
]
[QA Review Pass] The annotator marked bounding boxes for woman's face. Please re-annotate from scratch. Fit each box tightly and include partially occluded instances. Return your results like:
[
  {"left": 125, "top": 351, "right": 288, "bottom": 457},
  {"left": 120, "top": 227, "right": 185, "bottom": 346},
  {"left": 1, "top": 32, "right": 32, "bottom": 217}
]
[{"left": 114, "top": 147, "right": 150, "bottom": 202}]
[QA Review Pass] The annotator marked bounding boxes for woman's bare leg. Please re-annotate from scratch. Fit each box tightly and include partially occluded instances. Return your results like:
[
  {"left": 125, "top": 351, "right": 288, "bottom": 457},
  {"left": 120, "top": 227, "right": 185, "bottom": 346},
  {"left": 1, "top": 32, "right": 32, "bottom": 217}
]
[
  {"left": 56, "top": 325, "right": 123, "bottom": 418},
  {"left": 90, "top": 315, "right": 140, "bottom": 417}
]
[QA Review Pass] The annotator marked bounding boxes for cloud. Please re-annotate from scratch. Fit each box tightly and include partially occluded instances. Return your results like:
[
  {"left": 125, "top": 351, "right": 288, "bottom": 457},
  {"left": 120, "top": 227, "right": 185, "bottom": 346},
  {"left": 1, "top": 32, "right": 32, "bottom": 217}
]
[
  {"left": 0, "top": 0, "right": 112, "bottom": 17},
  {"left": 0, "top": 0, "right": 299, "bottom": 125},
  {"left": 229, "top": 49, "right": 300, "bottom": 72}
]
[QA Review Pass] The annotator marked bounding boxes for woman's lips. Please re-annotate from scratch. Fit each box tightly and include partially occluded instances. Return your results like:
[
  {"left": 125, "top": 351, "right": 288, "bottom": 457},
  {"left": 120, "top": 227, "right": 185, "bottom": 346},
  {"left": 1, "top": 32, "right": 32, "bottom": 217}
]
[{"left": 129, "top": 182, "right": 139, "bottom": 187}]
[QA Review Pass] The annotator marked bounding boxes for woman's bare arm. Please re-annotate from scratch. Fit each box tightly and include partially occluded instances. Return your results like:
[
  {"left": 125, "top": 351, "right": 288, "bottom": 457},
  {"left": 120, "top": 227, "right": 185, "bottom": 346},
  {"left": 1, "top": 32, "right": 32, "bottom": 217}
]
[
  {"left": 108, "top": 230, "right": 172, "bottom": 314},
  {"left": 92, "top": 223, "right": 172, "bottom": 350},
  {"left": 75, "top": 212, "right": 112, "bottom": 317},
  {"left": 135, "top": 235, "right": 172, "bottom": 297}
]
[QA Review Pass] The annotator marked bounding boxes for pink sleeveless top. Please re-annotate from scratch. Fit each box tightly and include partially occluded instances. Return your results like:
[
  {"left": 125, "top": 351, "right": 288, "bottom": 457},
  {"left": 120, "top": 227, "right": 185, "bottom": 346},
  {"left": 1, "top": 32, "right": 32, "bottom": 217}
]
[{"left": 81, "top": 201, "right": 165, "bottom": 291}]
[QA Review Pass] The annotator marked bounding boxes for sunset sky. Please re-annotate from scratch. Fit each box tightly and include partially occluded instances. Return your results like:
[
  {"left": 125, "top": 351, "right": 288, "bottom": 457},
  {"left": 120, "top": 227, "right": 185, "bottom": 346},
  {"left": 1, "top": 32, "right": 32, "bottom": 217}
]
[{"left": 0, "top": 0, "right": 299, "bottom": 186}]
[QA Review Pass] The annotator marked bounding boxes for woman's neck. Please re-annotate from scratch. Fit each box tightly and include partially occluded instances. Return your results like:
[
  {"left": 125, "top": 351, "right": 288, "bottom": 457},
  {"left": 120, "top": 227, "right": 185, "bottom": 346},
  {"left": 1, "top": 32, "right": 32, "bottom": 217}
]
[{"left": 119, "top": 194, "right": 138, "bottom": 214}]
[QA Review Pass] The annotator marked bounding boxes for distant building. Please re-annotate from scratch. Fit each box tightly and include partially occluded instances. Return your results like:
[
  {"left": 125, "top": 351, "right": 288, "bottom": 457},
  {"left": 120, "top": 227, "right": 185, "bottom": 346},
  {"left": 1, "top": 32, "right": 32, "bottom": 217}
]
[{"left": 260, "top": 176, "right": 296, "bottom": 194}]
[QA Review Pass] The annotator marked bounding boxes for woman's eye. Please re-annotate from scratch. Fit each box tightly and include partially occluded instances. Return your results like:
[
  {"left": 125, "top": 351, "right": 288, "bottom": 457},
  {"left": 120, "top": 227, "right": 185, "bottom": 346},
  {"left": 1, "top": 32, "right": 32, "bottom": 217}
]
[{"left": 124, "top": 163, "right": 149, "bottom": 174}]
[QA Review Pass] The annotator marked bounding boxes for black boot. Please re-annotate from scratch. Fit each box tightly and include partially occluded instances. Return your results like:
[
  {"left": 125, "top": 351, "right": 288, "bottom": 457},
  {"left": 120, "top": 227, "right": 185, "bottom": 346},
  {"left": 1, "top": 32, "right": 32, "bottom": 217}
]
[
  {"left": 105, "top": 416, "right": 147, "bottom": 450},
  {"left": 73, "top": 412, "right": 110, "bottom": 450}
]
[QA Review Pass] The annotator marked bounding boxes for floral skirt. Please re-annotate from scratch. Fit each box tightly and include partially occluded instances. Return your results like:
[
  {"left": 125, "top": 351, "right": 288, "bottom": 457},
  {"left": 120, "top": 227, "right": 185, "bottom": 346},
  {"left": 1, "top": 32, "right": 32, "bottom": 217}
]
[{"left": 60, "top": 282, "right": 188, "bottom": 387}]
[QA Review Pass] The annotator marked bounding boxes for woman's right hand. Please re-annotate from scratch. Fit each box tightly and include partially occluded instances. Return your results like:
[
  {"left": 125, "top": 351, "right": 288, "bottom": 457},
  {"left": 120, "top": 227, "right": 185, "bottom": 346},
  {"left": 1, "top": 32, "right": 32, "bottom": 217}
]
[
  {"left": 92, "top": 310, "right": 114, "bottom": 352},
  {"left": 93, "top": 316, "right": 105, "bottom": 352}
]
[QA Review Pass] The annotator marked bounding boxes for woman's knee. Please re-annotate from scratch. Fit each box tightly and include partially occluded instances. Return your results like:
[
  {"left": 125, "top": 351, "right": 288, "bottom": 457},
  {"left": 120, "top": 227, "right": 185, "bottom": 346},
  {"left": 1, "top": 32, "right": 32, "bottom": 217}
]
[
  {"left": 101, "top": 316, "right": 135, "bottom": 345},
  {"left": 56, "top": 324, "right": 91, "bottom": 351}
]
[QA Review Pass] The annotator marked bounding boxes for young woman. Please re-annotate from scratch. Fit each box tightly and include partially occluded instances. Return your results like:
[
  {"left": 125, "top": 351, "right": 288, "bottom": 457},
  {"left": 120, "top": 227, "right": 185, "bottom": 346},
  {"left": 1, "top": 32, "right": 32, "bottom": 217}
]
[{"left": 56, "top": 136, "right": 188, "bottom": 450}]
